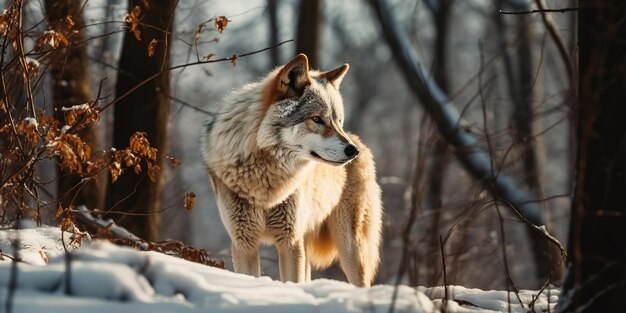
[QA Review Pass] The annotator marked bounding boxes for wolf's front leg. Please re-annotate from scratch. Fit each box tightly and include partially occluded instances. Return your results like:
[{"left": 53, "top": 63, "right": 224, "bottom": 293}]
[
  {"left": 276, "top": 239, "right": 306, "bottom": 283},
  {"left": 220, "top": 189, "right": 262, "bottom": 277},
  {"left": 232, "top": 242, "right": 260, "bottom": 277},
  {"left": 266, "top": 194, "right": 305, "bottom": 282}
]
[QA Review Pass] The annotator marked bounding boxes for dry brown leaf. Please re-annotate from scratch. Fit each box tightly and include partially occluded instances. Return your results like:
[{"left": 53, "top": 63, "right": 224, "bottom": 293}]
[
  {"left": 56, "top": 204, "right": 64, "bottom": 218},
  {"left": 125, "top": 6, "right": 142, "bottom": 41},
  {"left": 166, "top": 155, "right": 181, "bottom": 167},
  {"left": 147, "top": 163, "right": 160, "bottom": 183},
  {"left": 195, "top": 24, "right": 205, "bottom": 40},
  {"left": 109, "top": 161, "right": 122, "bottom": 183},
  {"left": 214, "top": 16, "right": 229, "bottom": 33},
  {"left": 230, "top": 55, "right": 238, "bottom": 66},
  {"left": 147, "top": 38, "right": 158, "bottom": 57},
  {"left": 96, "top": 224, "right": 114, "bottom": 238},
  {"left": 184, "top": 192, "right": 196, "bottom": 212},
  {"left": 65, "top": 15, "right": 75, "bottom": 27},
  {"left": 60, "top": 217, "right": 74, "bottom": 232},
  {"left": 0, "top": 11, "right": 9, "bottom": 37}
]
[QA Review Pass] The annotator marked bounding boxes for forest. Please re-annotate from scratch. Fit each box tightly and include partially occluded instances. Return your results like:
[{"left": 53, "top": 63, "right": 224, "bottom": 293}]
[{"left": 0, "top": 0, "right": 624, "bottom": 312}]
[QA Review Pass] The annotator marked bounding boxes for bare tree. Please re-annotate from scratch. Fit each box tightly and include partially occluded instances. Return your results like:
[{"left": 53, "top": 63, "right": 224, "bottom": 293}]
[
  {"left": 106, "top": 0, "right": 176, "bottom": 241},
  {"left": 44, "top": 0, "right": 104, "bottom": 210},
  {"left": 558, "top": 1, "right": 626, "bottom": 311}
]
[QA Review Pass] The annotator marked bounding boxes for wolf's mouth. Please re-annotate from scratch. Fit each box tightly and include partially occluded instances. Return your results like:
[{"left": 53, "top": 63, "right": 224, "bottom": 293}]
[{"left": 311, "top": 151, "right": 346, "bottom": 165}]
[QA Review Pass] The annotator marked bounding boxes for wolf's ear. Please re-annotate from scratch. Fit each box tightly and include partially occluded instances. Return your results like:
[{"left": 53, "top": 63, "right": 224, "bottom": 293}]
[
  {"left": 320, "top": 64, "right": 349, "bottom": 88},
  {"left": 275, "top": 54, "right": 311, "bottom": 98}
]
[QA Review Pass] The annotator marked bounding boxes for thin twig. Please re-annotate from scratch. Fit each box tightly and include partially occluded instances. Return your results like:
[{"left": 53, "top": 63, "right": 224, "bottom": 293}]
[
  {"left": 500, "top": 7, "right": 578, "bottom": 15},
  {"left": 499, "top": 199, "right": 567, "bottom": 261},
  {"left": 99, "top": 39, "right": 294, "bottom": 112},
  {"left": 439, "top": 235, "right": 449, "bottom": 313},
  {"left": 14, "top": 0, "right": 36, "bottom": 118},
  {"left": 533, "top": 0, "right": 575, "bottom": 93}
]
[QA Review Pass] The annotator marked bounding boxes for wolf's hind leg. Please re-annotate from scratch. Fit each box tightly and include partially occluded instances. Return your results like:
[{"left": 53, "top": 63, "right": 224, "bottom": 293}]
[
  {"left": 330, "top": 219, "right": 371, "bottom": 287},
  {"left": 330, "top": 134, "right": 382, "bottom": 287}
]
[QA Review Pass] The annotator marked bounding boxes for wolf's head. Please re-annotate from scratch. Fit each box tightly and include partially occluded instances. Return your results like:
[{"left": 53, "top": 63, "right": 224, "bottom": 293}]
[{"left": 257, "top": 54, "right": 358, "bottom": 166}]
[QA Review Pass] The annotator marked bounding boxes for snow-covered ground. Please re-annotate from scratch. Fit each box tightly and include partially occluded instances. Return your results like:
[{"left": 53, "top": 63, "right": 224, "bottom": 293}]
[{"left": 0, "top": 225, "right": 558, "bottom": 313}]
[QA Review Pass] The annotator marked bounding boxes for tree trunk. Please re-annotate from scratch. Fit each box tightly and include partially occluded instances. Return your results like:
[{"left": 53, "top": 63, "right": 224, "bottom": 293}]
[
  {"left": 424, "top": 0, "right": 453, "bottom": 286},
  {"left": 295, "top": 0, "right": 321, "bottom": 68},
  {"left": 558, "top": 1, "right": 626, "bottom": 311},
  {"left": 267, "top": 0, "right": 280, "bottom": 67},
  {"left": 44, "top": 0, "right": 104, "bottom": 210},
  {"left": 106, "top": 0, "right": 175, "bottom": 241}
]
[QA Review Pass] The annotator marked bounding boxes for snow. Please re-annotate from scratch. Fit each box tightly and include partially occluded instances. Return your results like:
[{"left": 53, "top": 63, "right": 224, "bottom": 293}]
[
  {"left": 0, "top": 225, "right": 75, "bottom": 265},
  {"left": 61, "top": 103, "right": 90, "bottom": 111},
  {"left": 0, "top": 226, "right": 559, "bottom": 312},
  {"left": 23, "top": 117, "right": 38, "bottom": 128},
  {"left": 24, "top": 57, "right": 39, "bottom": 68}
]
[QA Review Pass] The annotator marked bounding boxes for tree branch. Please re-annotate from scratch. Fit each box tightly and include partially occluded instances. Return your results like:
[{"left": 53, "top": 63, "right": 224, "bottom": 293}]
[{"left": 368, "top": 0, "right": 544, "bottom": 225}]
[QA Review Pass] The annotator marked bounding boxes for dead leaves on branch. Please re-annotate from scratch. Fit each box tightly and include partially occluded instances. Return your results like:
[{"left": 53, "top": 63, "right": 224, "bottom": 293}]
[
  {"left": 109, "top": 131, "right": 158, "bottom": 183},
  {"left": 1, "top": 106, "right": 169, "bottom": 186},
  {"left": 195, "top": 15, "right": 230, "bottom": 39},
  {"left": 194, "top": 16, "right": 230, "bottom": 61},
  {"left": 35, "top": 15, "right": 76, "bottom": 51},
  {"left": 125, "top": 5, "right": 142, "bottom": 41},
  {"left": 48, "top": 133, "right": 92, "bottom": 174},
  {"left": 62, "top": 103, "right": 100, "bottom": 129}
]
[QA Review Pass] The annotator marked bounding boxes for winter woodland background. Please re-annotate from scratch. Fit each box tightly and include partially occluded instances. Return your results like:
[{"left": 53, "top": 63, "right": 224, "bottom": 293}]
[{"left": 1, "top": 0, "right": 624, "bottom": 311}]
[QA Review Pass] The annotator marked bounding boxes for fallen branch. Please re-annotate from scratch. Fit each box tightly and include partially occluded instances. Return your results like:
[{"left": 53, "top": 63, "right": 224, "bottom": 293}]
[{"left": 75, "top": 206, "right": 224, "bottom": 268}]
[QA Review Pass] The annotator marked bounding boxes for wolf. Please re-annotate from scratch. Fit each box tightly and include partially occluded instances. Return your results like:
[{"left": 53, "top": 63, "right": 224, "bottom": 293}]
[{"left": 201, "top": 54, "right": 382, "bottom": 287}]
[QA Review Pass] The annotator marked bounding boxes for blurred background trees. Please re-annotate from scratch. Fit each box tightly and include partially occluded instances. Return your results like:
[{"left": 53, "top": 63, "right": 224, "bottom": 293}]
[{"left": 4, "top": 0, "right": 615, "bottom": 302}]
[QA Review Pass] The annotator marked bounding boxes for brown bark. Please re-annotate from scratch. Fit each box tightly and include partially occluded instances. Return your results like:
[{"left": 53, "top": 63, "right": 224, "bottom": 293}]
[
  {"left": 44, "top": 0, "right": 104, "bottom": 210},
  {"left": 559, "top": 1, "right": 626, "bottom": 311},
  {"left": 295, "top": 0, "right": 321, "bottom": 68},
  {"left": 106, "top": 0, "right": 175, "bottom": 241}
]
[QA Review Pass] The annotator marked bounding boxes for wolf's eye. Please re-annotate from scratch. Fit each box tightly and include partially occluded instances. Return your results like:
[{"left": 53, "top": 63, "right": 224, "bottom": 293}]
[{"left": 311, "top": 116, "right": 324, "bottom": 125}]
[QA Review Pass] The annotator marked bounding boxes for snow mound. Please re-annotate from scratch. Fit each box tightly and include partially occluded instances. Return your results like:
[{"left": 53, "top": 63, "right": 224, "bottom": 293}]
[
  {"left": 0, "top": 225, "right": 76, "bottom": 265},
  {"left": 0, "top": 227, "right": 558, "bottom": 312}
]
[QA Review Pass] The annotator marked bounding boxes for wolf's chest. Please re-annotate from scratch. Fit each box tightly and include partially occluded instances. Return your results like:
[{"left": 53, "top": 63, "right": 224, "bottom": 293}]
[{"left": 215, "top": 157, "right": 312, "bottom": 209}]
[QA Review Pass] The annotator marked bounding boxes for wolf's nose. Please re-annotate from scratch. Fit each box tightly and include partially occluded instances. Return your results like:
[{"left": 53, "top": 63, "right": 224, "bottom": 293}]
[{"left": 344, "top": 144, "right": 359, "bottom": 159}]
